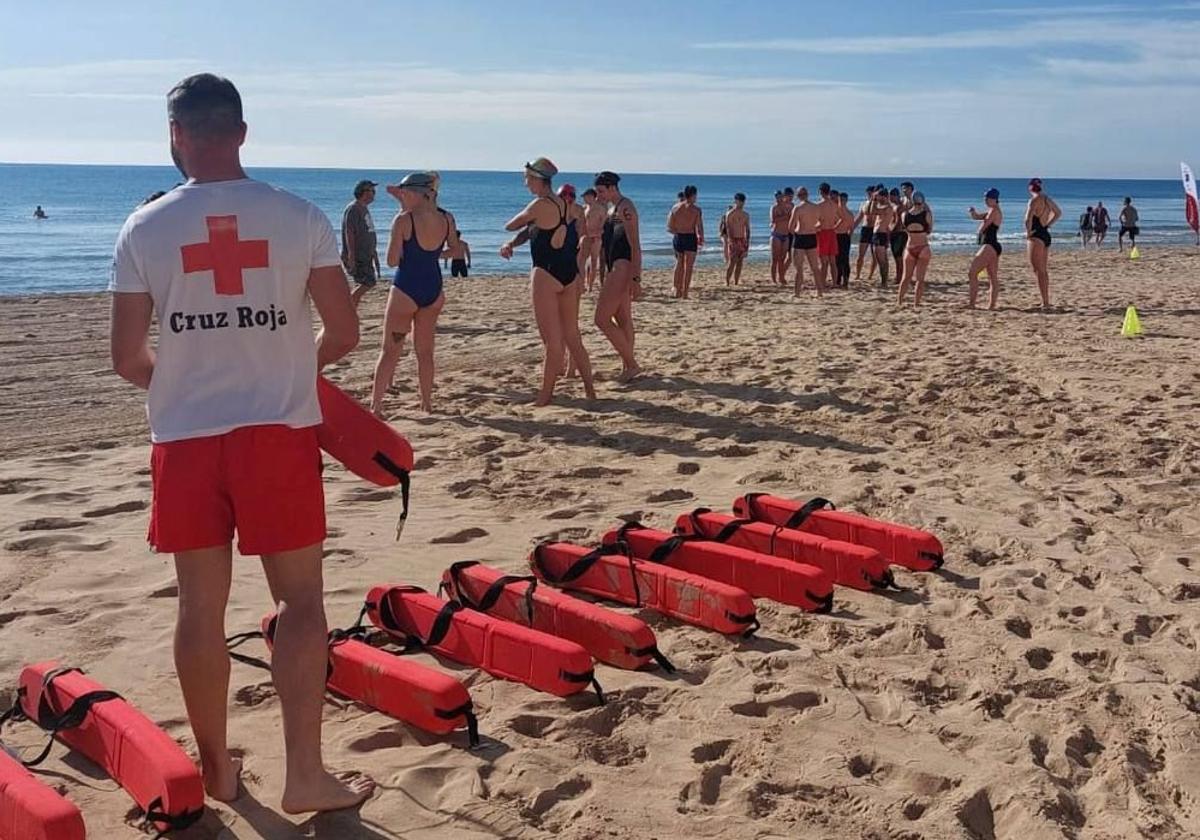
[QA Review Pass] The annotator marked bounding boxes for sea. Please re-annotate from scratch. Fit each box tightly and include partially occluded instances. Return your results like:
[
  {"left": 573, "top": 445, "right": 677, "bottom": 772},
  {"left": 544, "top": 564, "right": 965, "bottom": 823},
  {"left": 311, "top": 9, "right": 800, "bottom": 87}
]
[{"left": 1, "top": 163, "right": 1193, "bottom": 296}]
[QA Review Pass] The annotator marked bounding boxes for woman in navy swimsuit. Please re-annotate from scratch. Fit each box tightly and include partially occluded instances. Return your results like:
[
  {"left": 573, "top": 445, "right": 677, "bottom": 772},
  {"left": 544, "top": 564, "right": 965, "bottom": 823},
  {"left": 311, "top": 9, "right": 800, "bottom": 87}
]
[
  {"left": 371, "top": 171, "right": 459, "bottom": 415},
  {"left": 503, "top": 157, "right": 595, "bottom": 406},
  {"left": 1024, "top": 178, "right": 1062, "bottom": 310}
]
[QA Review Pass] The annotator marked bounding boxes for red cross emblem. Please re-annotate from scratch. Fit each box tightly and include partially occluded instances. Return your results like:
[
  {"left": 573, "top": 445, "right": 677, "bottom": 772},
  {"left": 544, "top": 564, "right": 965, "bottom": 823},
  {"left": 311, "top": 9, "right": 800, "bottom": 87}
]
[{"left": 180, "top": 215, "right": 269, "bottom": 296}]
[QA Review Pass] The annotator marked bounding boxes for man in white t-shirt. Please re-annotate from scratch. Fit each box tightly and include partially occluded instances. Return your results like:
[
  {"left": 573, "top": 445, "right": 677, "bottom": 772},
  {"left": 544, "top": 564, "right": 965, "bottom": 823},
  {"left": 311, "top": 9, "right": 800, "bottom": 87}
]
[{"left": 109, "top": 73, "right": 370, "bottom": 814}]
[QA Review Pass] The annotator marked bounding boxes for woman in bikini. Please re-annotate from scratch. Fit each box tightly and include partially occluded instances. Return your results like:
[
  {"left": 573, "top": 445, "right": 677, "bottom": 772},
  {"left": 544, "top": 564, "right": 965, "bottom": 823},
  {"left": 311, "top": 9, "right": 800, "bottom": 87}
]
[
  {"left": 592, "top": 171, "right": 641, "bottom": 382},
  {"left": 503, "top": 158, "right": 595, "bottom": 406},
  {"left": 967, "top": 188, "right": 1003, "bottom": 310},
  {"left": 897, "top": 191, "right": 934, "bottom": 307},
  {"left": 371, "top": 171, "right": 458, "bottom": 415},
  {"left": 1024, "top": 178, "right": 1062, "bottom": 310}
]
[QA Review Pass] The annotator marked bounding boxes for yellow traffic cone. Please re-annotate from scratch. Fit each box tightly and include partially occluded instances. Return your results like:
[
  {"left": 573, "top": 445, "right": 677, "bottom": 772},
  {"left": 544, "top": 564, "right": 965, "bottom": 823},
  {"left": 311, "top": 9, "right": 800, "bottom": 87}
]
[
  {"left": 1121, "top": 305, "right": 1143, "bottom": 338},
  {"left": 1130, "top": 246, "right": 1141, "bottom": 260}
]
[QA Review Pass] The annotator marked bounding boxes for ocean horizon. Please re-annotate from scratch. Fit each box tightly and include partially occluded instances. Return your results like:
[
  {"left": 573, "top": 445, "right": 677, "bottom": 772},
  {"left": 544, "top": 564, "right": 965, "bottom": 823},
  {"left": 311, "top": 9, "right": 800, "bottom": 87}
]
[{"left": 1, "top": 162, "right": 1193, "bottom": 296}]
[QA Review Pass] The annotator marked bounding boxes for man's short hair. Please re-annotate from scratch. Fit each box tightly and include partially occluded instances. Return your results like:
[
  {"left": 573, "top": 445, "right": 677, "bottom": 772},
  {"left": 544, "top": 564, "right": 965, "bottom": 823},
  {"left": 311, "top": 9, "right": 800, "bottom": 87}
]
[
  {"left": 582, "top": 188, "right": 597, "bottom": 198},
  {"left": 900, "top": 181, "right": 914, "bottom": 190},
  {"left": 818, "top": 182, "right": 831, "bottom": 194},
  {"left": 167, "top": 73, "right": 244, "bottom": 138},
  {"left": 683, "top": 185, "right": 698, "bottom": 198},
  {"left": 734, "top": 192, "right": 746, "bottom": 203}
]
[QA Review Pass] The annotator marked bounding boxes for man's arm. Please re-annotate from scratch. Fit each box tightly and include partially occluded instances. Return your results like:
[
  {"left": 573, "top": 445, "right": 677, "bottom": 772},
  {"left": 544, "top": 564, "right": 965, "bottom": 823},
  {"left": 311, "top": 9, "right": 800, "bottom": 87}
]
[
  {"left": 110, "top": 292, "right": 156, "bottom": 389},
  {"left": 309, "top": 265, "right": 359, "bottom": 368}
]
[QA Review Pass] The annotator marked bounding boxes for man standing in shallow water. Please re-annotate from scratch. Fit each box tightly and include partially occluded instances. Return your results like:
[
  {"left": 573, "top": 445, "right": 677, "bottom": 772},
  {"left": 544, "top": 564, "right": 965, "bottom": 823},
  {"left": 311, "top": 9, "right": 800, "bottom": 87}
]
[{"left": 108, "top": 73, "right": 371, "bottom": 815}]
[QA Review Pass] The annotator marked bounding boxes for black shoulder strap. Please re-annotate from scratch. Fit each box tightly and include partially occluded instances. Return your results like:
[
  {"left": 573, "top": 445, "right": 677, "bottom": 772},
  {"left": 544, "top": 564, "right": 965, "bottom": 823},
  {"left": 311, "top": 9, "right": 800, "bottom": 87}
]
[
  {"left": 783, "top": 497, "right": 835, "bottom": 530},
  {"left": 370, "top": 451, "right": 410, "bottom": 540}
]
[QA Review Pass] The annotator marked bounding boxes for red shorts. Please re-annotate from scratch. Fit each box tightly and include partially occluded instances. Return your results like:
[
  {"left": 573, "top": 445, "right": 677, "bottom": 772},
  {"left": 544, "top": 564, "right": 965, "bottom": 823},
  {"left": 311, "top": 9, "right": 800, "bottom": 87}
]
[
  {"left": 817, "top": 229, "right": 838, "bottom": 257},
  {"left": 149, "top": 424, "right": 325, "bottom": 555}
]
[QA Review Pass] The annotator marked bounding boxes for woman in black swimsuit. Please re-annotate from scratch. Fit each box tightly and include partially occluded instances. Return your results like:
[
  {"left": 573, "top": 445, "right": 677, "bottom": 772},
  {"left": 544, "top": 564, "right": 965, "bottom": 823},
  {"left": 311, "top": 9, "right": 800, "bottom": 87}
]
[
  {"left": 897, "top": 192, "right": 934, "bottom": 307},
  {"left": 1024, "top": 178, "right": 1062, "bottom": 310},
  {"left": 967, "top": 188, "right": 1004, "bottom": 310},
  {"left": 593, "top": 171, "right": 641, "bottom": 382},
  {"left": 504, "top": 157, "right": 595, "bottom": 406}
]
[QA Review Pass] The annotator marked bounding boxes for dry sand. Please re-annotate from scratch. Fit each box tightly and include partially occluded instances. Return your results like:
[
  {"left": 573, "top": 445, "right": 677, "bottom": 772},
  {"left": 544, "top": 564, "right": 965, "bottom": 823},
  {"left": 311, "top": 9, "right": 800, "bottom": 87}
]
[{"left": 1, "top": 248, "right": 1198, "bottom": 839}]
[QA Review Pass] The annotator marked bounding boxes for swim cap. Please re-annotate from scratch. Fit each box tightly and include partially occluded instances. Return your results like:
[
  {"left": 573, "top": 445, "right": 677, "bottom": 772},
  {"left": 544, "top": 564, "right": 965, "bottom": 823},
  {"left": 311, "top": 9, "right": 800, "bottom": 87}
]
[
  {"left": 1028, "top": 178, "right": 1043, "bottom": 192},
  {"left": 525, "top": 157, "right": 558, "bottom": 180},
  {"left": 594, "top": 171, "right": 621, "bottom": 186},
  {"left": 558, "top": 183, "right": 576, "bottom": 199},
  {"left": 397, "top": 171, "right": 436, "bottom": 191},
  {"left": 985, "top": 188, "right": 1000, "bottom": 200}
]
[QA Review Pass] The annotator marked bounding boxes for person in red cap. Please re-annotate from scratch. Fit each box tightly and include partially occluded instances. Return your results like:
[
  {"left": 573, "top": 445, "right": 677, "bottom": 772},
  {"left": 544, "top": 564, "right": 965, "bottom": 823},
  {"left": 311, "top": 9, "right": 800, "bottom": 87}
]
[
  {"left": 1024, "top": 178, "right": 1062, "bottom": 309},
  {"left": 109, "top": 73, "right": 370, "bottom": 814}
]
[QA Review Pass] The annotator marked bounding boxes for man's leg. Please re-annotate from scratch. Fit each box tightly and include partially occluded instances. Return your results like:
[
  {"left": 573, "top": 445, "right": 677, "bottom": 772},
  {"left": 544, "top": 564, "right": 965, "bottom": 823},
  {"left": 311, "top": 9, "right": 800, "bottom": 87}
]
[
  {"left": 175, "top": 545, "right": 241, "bottom": 802},
  {"left": 262, "top": 545, "right": 374, "bottom": 814}
]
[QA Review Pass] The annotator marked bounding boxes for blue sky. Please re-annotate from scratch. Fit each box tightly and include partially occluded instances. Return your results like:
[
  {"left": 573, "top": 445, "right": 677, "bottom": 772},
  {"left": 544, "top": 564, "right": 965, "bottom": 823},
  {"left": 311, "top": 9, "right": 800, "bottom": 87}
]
[{"left": 1, "top": 0, "right": 1198, "bottom": 177}]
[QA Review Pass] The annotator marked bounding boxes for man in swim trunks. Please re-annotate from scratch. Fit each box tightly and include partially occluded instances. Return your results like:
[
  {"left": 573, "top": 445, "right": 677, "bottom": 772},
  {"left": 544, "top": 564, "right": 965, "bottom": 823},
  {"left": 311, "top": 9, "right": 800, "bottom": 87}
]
[
  {"left": 667, "top": 185, "right": 703, "bottom": 299},
  {"left": 788, "top": 186, "right": 823, "bottom": 297},
  {"left": 853, "top": 186, "right": 877, "bottom": 282},
  {"left": 1093, "top": 200, "right": 1110, "bottom": 247},
  {"left": 1118, "top": 197, "right": 1140, "bottom": 252},
  {"left": 871, "top": 186, "right": 895, "bottom": 285},
  {"left": 442, "top": 230, "right": 471, "bottom": 277},
  {"left": 836, "top": 192, "right": 855, "bottom": 288},
  {"left": 341, "top": 179, "right": 381, "bottom": 307},
  {"left": 581, "top": 188, "right": 605, "bottom": 291},
  {"left": 108, "top": 73, "right": 370, "bottom": 814},
  {"left": 815, "top": 182, "right": 840, "bottom": 290},
  {"left": 770, "top": 188, "right": 794, "bottom": 286},
  {"left": 723, "top": 192, "right": 750, "bottom": 286}
]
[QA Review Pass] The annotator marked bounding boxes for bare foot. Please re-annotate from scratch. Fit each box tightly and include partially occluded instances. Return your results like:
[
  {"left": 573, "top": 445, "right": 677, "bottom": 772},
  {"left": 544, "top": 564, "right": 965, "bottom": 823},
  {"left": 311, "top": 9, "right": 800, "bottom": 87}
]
[
  {"left": 282, "top": 770, "right": 375, "bottom": 815},
  {"left": 617, "top": 365, "right": 642, "bottom": 384},
  {"left": 202, "top": 753, "right": 243, "bottom": 803}
]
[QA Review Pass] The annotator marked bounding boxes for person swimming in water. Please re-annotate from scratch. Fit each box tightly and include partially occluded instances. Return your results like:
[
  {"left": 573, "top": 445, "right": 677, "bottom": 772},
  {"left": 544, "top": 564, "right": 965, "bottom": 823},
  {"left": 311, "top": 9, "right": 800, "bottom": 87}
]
[
  {"left": 371, "top": 171, "right": 458, "bottom": 415},
  {"left": 33, "top": 205, "right": 47, "bottom": 219},
  {"left": 1024, "top": 178, "right": 1062, "bottom": 310},
  {"left": 967, "top": 188, "right": 1004, "bottom": 310},
  {"left": 502, "top": 159, "right": 595, "bottom": 406},
  {"left": 593, "top": 171, "right": 641, "bottom": 382}
]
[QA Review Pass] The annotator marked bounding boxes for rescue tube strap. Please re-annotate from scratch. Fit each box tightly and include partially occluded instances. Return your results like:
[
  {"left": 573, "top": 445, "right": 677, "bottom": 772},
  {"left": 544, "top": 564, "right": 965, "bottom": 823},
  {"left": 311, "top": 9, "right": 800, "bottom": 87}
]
[
  {"left": 629, "top": 644, "right": 676, "bottom": 673},
  {"left": 727, "top": 612, "right": 760, "bottom": 639},
  {"left": 809, "top": 591, "right": 835, "bottom": 614},
  {"left": 783, "top": 497, "right": 835, "bottom": 530},
  {"left": 446, "top": 561, "right": 538, "bottom": 626},
  {"left": 142, "top": 795, "right": 203, "bottom": 838},
  {"left": 560, "top": 669, "right": 606, "bottom": 705},
  {"left": 533, "top": 542, "right": 637, "bottom": 603},
  {"left": 0, "top": 669, "right": 123, "bottom": 768},
  {"left": 371, "top": 451, "right": 411, "bottom": 541},
  {"left": 225, "top": 630, "right": 272, "bottom": 671},
  {"left": 920, "top": 550, "right": 945, "bottom": 570},
  {"left": 433, "top": 702, "right": 480, "bottom": 748}
]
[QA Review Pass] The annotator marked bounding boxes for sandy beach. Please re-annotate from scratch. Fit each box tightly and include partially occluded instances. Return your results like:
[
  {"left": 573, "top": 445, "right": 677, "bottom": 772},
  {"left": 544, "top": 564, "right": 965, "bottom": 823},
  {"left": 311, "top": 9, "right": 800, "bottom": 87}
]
[{"left": 1, "top": 248, "right": 1198, "bottom": 839}]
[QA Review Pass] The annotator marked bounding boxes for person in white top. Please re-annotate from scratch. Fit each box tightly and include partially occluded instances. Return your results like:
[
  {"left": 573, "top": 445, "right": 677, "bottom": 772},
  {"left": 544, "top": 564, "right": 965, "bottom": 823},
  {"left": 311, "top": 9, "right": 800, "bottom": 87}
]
[{"left": 109, "top": 73, "right": 370, "bottom": 815}]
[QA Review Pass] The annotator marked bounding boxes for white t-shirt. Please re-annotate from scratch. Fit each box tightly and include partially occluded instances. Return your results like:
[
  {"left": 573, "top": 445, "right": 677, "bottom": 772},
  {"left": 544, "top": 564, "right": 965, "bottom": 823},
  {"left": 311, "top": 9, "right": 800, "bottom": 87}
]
[{"left": 109, "top": 178, "right": 341, "bottom": 443}]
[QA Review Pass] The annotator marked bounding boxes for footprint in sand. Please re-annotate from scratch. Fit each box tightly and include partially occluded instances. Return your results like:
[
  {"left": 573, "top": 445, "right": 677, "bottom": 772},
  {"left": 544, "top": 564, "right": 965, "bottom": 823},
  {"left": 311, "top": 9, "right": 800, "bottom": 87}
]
[
  {"left": 4, "top": 534, "right": 112, "bottom": 553},
  {"left": 0, "top": 478, "right": 42, "bottom": 495},
  {"left": 233, "top": 682, "right": 275, "bottom": 708},
  {"left": 20, "top": 491, "right": 91, "bottom": 505},
  {"left": 676, "top": 462, "right": 701, "bottom": 476},
  {"left": 526, "top": 776, "right": 591, "bottom": 818},
  {"left": 0, "top": 607, "right": 60, "bottom": 629},
  {"left": 678, "top": 763, "right": 731, "bottom": 809},
  {"left": 82, "top": 500, "right": 147, "bottom": 518},
  {"left": 1024, "top": 647, "right": 1054, "bottom": 670},
  {"left": 646, "top": 489, "right": 693, "bottom": 503},
  {"left": 690, "top": 739, "right": 734, "bottom": 764},
  {"left": 729, "top": 689, "right": 823, "bottom": 718},
  {"left": 17, "top": 518, "right": 85, "bottom": 532},
  {"left": 339, "top": 487, "right": 394, "bottom": 503},
  {"left": 430, "top": 527, "right": 489, "bottom": 545}
]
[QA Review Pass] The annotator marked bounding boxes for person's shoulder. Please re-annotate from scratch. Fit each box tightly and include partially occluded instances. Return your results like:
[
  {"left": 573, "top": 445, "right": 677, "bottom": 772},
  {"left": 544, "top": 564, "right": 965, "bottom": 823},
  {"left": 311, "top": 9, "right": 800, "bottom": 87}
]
[{"left": 116, "top": 186, "right": 190, "bottom": 238}]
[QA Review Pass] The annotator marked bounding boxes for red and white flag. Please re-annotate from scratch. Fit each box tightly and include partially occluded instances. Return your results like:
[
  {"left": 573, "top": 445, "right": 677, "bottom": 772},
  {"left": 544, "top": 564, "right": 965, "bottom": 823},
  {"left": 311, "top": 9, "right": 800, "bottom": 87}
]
[{"left": 1183, "top": 162, "right": 1199, "bottom": 234}]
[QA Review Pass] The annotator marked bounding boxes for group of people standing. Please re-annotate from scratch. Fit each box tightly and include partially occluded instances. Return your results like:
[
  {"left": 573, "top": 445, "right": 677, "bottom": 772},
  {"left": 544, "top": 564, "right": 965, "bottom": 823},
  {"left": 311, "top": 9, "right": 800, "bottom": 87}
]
[
  {"left": 343, "top": 159, "right": 645, "bottom": 413},
  {"left": 1076, "top": 197, "right": 1140, "bottom": 250}
]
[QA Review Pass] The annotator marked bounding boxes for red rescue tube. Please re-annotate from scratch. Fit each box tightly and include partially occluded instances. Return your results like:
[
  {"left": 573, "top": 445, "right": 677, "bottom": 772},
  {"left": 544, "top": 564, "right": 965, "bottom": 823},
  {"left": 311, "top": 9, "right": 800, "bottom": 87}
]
[
  {"left": 364, "top": 585, "right": 602, "bottom": 701},
  {"left": 16, "top": 662, "right": 204, "bottom": 833},
  {"left": 0, "top": 750, "right": 85, "bottom": 840},
  {"left": 259, "top": 615, "right": 478, "bottom": 746},
  {"left": 439, "top": 561, "right": 674, "bottom": 672},
  {"left": 316, "top": 376, "right": 414, "bottom": 538},
  {"left": 529, "top": 542, "right": 759, "bottom": 636},
  {"left": 602, "top": 521, "right": 834, "bottom": 613},
  {"left": 675, "top": 508, "right": 894, "bottom": 592},
  {"left": 733, "top": 493, "right": 944, "bottom": 571}
]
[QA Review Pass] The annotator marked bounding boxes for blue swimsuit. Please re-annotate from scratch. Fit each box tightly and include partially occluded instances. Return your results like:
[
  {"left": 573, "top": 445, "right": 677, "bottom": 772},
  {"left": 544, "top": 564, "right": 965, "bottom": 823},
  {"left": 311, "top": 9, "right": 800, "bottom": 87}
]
[{"left": 393, "top": 212, "right": 449, "bottom": 307}]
